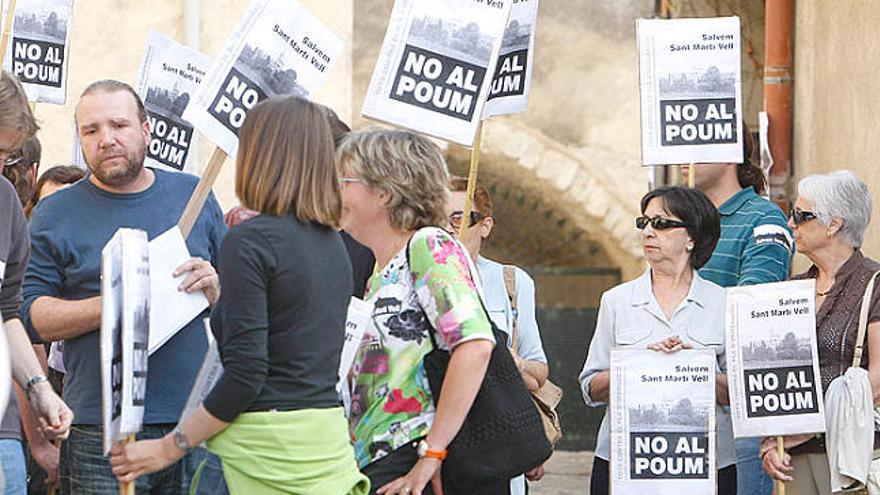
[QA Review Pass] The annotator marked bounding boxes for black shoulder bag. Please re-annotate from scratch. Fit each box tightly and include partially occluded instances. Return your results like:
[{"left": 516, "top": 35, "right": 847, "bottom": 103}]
[{"left": 407, "top": 238, "right": 551, "bottom": 482}]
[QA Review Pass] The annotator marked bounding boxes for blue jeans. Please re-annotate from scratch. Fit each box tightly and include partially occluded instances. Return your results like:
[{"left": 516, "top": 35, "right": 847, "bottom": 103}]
[
  {"left": 60, "top": 424, "right": 228, "bottom": 495},
  {"left": 735, "top": 437, "right": 773, "bottom": 495},
  {"left": 0, "top": 439, "right": 27, "bottom": 495}
]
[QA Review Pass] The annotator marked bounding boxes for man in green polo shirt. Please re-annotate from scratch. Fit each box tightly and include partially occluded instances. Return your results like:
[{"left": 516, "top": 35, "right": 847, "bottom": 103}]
[{"left": 686, "top": 130, "right": 793, "bottom": 495}]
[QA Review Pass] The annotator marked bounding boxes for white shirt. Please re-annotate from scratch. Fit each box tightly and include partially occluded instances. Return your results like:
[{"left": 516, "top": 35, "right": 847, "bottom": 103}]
[{"left": 578, "top": 269, "right": 736, "bottom": 469}]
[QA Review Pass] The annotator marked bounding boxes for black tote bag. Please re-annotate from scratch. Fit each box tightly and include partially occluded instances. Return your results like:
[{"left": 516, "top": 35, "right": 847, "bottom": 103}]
[{"left": 408, "top": 238, "right": 552, "bottom": 482}]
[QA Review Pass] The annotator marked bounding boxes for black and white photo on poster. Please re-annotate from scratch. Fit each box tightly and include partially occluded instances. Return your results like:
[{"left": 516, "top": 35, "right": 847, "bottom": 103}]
[
  {"left": 638, "top": 16, "right": 742, "bottom": 165},
  {"left": 184, "top": 0, "right": 342, "bottom": 157},
  {"left": 136, "top": 31, "right": 211, "bottom": 173},
  {"left": 2, "top": 0, "right": 73, "bottom": 104},
  {"left": 610, "top": 349, "right": 716, "bottom": 495},
  {"left": 100, "top": 229, "right": 149, "bottom": 455},
  {"left": 362, "top": 0, "right": 511, "bottom": 146},
  {"left": 725, "top": 279, "right": 826, "bottom": 438},
  {"left": 483, "top": 0, "right": 539, "bottom": 118}
]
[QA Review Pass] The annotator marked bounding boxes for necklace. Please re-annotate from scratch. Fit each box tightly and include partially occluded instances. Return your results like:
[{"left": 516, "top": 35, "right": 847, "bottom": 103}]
[{"left": 817, "top": 287, "right": 833, "bottom": 297}]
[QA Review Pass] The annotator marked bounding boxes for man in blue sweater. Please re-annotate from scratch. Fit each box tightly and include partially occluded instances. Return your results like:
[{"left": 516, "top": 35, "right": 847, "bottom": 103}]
[{"left": 23, "top": 80, "right": 228, "bottom": 494}]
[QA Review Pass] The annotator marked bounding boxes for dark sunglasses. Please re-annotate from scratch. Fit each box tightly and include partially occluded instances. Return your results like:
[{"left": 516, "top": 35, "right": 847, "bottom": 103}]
[
  {"left": 789, "top": 207, "right": 817, "bottom": 226},
  {"left": 636, "top": 216, "right": 689, "bottom": 230},
  {"left": 448, "top": 210, "right": 484, "bottom": 230}
]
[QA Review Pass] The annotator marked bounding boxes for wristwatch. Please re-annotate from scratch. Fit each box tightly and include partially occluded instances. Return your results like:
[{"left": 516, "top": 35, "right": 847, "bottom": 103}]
[
  {"left": 171, "top": 427, "right": 193, "bottom": 452},
  {"left": 417, "top": 440, "right": 447, "bottom": 460},
  {"left": 25, "top": 374, "right": 49, "bottom": 401}
]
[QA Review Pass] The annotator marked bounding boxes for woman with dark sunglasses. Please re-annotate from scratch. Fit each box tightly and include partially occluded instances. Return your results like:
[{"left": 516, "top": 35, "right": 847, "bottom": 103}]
[
  {"left": 579, "top": 186, "right": 737, "bottom": 495},
  {"left": 762, "top": 171, "right": 880, "bottom": 494},
  {"left": 445, "top": 177, "right": 550, "bottom": 495}
]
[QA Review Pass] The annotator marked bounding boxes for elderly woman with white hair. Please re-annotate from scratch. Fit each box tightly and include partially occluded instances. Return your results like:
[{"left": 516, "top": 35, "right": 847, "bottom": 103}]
[{"left": 762, "top": 170, "right": 880, "bottom": 494}]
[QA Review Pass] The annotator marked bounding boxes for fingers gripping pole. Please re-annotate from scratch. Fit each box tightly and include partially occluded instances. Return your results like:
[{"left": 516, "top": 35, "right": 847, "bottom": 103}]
[
  {"left": 457, "top": 123, "right": 484, "bottom": 240},
  {"left": 120, "top": 435, "right": 136, "bottom": 495}
]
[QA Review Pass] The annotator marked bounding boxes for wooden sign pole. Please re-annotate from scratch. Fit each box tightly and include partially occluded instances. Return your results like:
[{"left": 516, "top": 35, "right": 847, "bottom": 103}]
[
  {"left": 457, "top": 122, "right": 484, "bottom": 240},
  {"left": 177, "top": 147, "right": 227, "bottom": 239},
  {"left": 687, "top": 163, "right": 696, "bottom": 188},
  {"left": 776, "top": 437, "right": 786, "bottom": 495},
  {"left": 0, "top": 0, "right": 16, "bottom": 64},
  {"left": 119, "top": 434, "right": 136, "bottom": 495}
]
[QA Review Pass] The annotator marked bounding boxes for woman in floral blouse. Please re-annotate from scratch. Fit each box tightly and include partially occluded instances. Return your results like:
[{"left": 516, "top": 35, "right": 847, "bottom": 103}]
[{"left": 338, "top": 129, "right": 500, "bottom": 495}]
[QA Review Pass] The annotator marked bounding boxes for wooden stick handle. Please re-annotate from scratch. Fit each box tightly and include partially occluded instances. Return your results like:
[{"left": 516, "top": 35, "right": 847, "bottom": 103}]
[
  {"left": 0, "top": 0, "right": 17, "bottom": 66},
  {"left": 687, "top": 162, "right": 696, "bottom": 188},
  {"left": 457, "top": 122, "right": 484, "bottom": 239},
  {"left": 776, "top": 435, "right": 786, "bottom": 495},
  {"left": 119, "top": 434, "right": 136, "bottom": 495},
  {"left": 178, "top": 147, "right": 227, "bottom": 239}
]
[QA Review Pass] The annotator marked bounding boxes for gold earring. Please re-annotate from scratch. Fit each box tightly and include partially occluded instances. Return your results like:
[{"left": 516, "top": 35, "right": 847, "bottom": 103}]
[{"left": 827, "top": 231, "right": 833, "bottom": 238}]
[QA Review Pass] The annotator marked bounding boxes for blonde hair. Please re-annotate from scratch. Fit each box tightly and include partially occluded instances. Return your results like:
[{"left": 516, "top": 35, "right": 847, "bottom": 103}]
[
  {"left": 337, "top": 129, "right": 449, "bottom": 231},
  {"left": 0, "top": 72, "right": 38, "bottom": 138},
  {"left": 236, "top": 97, "right": 341, "bottom": 227}
]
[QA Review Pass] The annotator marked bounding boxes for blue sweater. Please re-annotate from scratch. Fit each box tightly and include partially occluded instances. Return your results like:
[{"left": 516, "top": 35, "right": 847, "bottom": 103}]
[{"left": 23, "top": 168, "right": 226, "bottom": 424}]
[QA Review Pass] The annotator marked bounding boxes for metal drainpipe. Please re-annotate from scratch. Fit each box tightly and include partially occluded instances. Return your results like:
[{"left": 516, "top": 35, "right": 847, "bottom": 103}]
[
  {"left": 185, "top": 0, "right": 200, "bottom": 173},
  {"left": 764, "top": 0, "right": 794, "bottom": 208}
]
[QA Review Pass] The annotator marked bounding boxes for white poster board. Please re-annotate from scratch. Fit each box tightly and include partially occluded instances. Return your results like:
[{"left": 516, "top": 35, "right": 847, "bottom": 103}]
[
  {"left": 135, "top": 31, "right": 211, "bottom": 173},
  {"left": 725, "top": 279, "right": 826, "bottom": 438},
  {"left": 100, "top": 228, "right": 150, "bottom": 455},
  {"left": 3, "top": 0, "right": 73, "bottom": 104},
  {"left": 362, "top": 0, "right": 512, "bottom": 146},
  {"left": 147, "top": 227, "right": 209, "bottom": 355},
  {"left": 482, "top": 0, "right": 539, "bottom": 118},
  {"left": 183, "top": 0, "right": 343, "bottom": 157},
  {"left": 610, "top": 348, "right": 717, "bottom": 495},
  {"left": 637, "top": 16, "right": 743, "bottom": 166}
]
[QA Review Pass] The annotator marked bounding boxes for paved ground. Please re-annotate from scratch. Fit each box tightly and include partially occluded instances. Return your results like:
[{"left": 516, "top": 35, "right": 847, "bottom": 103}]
[{"left": 529, "top": 451, "right": 592, "bottom": 494}]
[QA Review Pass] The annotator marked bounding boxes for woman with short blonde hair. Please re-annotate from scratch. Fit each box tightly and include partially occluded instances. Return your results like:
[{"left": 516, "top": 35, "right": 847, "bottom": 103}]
[
  {"left": 339, "top": 129, "right": 507, "bottom": 494},
  {"left": 111, "top": 97, "right": 369, "bottom": 494}
]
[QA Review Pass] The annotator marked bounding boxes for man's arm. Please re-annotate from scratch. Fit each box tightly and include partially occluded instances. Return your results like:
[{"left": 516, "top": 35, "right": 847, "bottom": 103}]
[
  {"left": 29, "top": 296, "right": 101, "bottom": 342},
  {"left": 16, "top": 345, "right": 59, "bottom": 486}
]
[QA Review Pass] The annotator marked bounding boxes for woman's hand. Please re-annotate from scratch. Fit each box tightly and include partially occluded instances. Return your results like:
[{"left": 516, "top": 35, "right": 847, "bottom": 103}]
[
  {"left": 760, "top": 437, "right": 794, "bottom": 482},
  {"left": 647, "top": 335, "right": 693, "bottom": 353},
  {"left": 109, "top": 436, "right": 184, "bottom": 483},
  {"left": 377, "top": 457, "right": 442, "bottom": 495}
]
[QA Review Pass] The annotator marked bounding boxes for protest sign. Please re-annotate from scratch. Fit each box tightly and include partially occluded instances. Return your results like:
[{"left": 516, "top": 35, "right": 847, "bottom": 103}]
[
  {"left": 180, "top": 325, "right": 222, "bottom": 425},
  {"left": 362, "top": 0, "right": 512, "bottom": 146},
  {"left": 638, "top": 16, "right": 743, "bottom": 166},
  {"left": 2, "top": 0, "right": 73, "bottom": 104},
  {"left": 725, "top": 279, "right": 826, "bottom": 438},
  {"left": 482, "top": 0, "right": 538, "bottom": 118},
  {"left": 100, "top": 228, "right": 150, "bottom": 455},
  {"left": 338, "top": 297, "right": 371, "bottom": 415},
  {"left": 136, "top": 31, "right": 211, "bottom": 173},
  {"left": 147, "top": 227, "right": 209, "bottom": 355},
  {"left": 183, "top": 0, "right": 342, "bottom": 157},
  {"left": 610, "top": 348, "right": 716, "bottom": 495}
]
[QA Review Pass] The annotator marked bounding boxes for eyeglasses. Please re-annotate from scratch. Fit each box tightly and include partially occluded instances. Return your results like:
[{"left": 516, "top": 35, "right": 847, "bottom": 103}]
[
  {"left": 636, "top": 216, "right": 689, "bottom": 230},
  {"left": 0, "top": 149, "right": 23, "bottom": 167},
  {"left": 339, "top": 177, "right": 362, "bottom": 185},
  {"left": 448, "top": 210, "right": 484, "bottom": 230},
  {"left": 789, "top": 207, "right": 817, "bottom": 225}
]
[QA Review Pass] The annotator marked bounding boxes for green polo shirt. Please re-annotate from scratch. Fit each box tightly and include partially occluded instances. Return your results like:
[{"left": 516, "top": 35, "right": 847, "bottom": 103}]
[{"left": 699, "top": 187, "right": 793, "bottom": 288}]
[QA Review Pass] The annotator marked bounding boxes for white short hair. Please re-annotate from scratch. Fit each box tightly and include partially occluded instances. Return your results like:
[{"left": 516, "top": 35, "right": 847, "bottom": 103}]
[{"left": 798, "top": 170, "right": 872, "bottom": 248}]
